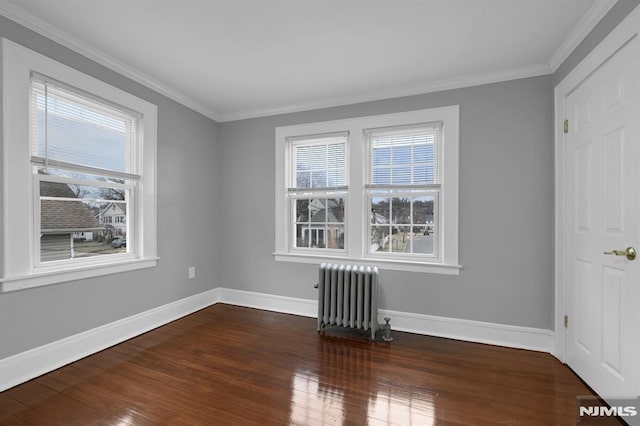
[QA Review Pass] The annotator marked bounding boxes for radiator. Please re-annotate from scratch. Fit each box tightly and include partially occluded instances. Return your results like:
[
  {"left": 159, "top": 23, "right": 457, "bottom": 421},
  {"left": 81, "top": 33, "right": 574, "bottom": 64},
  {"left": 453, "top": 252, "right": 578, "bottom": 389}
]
[{"left": 317, "top": 263, "right": 379, "bottom": 340}]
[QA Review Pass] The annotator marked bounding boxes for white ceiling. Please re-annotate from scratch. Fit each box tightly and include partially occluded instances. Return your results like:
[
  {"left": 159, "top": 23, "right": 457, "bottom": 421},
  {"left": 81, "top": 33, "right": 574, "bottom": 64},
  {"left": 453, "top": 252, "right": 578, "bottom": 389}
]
[{"left": 0, "top": 0, "right": 614, "bottom": 121}]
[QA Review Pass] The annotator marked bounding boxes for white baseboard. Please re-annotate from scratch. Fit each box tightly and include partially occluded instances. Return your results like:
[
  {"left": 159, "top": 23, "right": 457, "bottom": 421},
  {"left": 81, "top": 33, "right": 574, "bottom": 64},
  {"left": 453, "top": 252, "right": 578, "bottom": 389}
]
[
  {"left": 0, "top": 288, "right": 219, "bottom": 392},
  {"left": 0, "top": 286, "right": 553, "bottom": 392},
  {"left": 216, "top": 288, "right": 554, "bottom": 353}
]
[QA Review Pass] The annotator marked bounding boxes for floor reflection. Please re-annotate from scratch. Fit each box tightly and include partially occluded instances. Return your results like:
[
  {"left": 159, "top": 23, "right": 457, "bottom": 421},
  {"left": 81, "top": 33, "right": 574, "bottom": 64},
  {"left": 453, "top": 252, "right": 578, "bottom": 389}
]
[
  {"left": 289, "top": 336, "right": 436, "bottom": 425},
  {"left": 368, "top": 388, "right": 435, "bottom": 425},
  {"left": 289, "top": 371, "right": 345, "bottom": 425}
]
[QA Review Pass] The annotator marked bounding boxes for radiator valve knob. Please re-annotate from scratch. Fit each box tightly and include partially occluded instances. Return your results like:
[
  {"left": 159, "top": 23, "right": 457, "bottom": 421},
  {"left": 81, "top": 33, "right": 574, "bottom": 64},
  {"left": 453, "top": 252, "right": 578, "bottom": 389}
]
[{"left": 381, "top": 317, "right": 394, "bottom": 342}]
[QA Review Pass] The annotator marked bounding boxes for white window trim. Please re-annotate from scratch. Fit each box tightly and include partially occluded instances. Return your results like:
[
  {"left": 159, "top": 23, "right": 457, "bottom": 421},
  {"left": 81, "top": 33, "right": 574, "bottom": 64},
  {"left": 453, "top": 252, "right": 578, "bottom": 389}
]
[
  {"left": 1, "top": 38, "right": 158, "bottom": 292},
  {"left": 275, "top": 106, "right": 460, "bottom": 275}
]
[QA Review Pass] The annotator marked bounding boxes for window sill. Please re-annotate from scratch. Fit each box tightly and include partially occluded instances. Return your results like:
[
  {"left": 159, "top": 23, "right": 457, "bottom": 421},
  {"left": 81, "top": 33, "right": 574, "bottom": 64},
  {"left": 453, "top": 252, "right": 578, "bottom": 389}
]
[
  {"left": 0, "top": 257, "right": 159, "bottom": 293},
  {"left": 273, "top": 252, "right": 461, "bottom": 275}
]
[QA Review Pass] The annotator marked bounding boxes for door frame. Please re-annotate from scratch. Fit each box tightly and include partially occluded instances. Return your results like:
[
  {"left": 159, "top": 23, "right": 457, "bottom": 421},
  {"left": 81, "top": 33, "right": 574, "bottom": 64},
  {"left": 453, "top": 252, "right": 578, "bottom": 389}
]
[{"left": 554, "top": 4, "right": 640, "bottom": 362}]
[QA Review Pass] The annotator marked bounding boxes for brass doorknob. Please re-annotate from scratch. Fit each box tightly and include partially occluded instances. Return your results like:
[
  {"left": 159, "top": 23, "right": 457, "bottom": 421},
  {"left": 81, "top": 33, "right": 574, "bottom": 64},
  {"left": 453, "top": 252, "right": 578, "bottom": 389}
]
[{"left": 603, "top": 247, "right": 636, "bottom": 260}]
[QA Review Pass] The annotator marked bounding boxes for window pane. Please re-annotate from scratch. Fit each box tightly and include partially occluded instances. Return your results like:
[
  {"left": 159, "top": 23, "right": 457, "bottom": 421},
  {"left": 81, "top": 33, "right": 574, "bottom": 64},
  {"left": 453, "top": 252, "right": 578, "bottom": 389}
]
[
  {"left": 310, "top": 227, "right": 325, "bottom": 248},
  {"left": 412, "top": 196, "right": 435, "bottom": 224},
  {"left": 295, "top": 199, "right": 309, "bottom": 222},
  {"left": 31, "top": 79, "right": 137, "bottom": 174},
  {"left": 391, "top": 166, "right": 412, "bottom": 184},
  {"left": 296, "top": 171, "right": 311, "bottom": 188},
  {"left": 296, "top": 146, "right": 311, "bottom": 171},
  {"left": 311, "top": 145, "right": 326, "bottom": 169},
  {"left": 327, "top": 143, "right": 344, "bottom": 169},
  {"left": 327, "top": 169, "right": 344, "bottom": 187},
  {"left": 413, "top": 144, "right": 429, "bottom": 163},
  {"left": 311, "top": 171, "right": 327, "bottom": 188},
  {"left": 392, "top": 145, "right": 412, "bottom": 164},
  {"left": 391, "top": 197, "right": 411, "bottom": 224},
  {"left": 371, "top": 197, "right": 390, "bottom": 224},
  {"left": 391, "top": 226, "right": 410, "bottom": 253},
  {"left": 411, "top": 226, "right": 434, "bottom": 254},
  {"left": 372, "top": 146, "right": 391, "bottom": 166},
  {"left": 327, "top": 225, "right": 344, "bottom": 249},
  {"left": 309, "top": 198, "right": 326, "bottom": 222},
  {"left": 294, "top": 197, "right": 344, "bottom": 251},
  {"left": 372, "top": 167, "right": 391, "bottom": 185},
  {"left": 368, "top": 194, "right": 437, "bottom": 256},
  {"left": 39, "top": 180, "right": 129, "bottom": 262},
  {"left": 296, "top": 224, "right": 310, "bottom": 248},
  {"left": 370, "top": 226, "right": 390, "bottom": 252},
  {"left": 327, "top": 198, "right": 344, "bottom": 223},
  {"left": 412, "top": 165, "right": 428, "bottom": 184}
]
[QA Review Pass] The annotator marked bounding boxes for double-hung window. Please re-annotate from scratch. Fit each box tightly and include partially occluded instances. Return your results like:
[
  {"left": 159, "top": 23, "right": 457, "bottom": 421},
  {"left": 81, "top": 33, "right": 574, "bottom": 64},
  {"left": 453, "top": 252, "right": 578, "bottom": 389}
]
[
  {"left": 1, "top": 39, "right": 157, "bottom": 292},
  {"left": 366, "top": 124, "right": 440, "bottom": 258},
  {"left": 289, "top": 134, "right": 347, "bottom": 251},
  {"left": 31, "top": 75, "right": 138, "bottom": 263},
  {"left": 275, "top": 106, "right": 460, "bottom": 274}
]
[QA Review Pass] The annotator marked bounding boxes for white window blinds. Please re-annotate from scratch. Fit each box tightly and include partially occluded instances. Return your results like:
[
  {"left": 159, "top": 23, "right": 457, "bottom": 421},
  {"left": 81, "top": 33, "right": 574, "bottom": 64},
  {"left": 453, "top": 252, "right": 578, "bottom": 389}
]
[
  {"left": 366, "top": 123, "right": 441, "bottom": 189},
  {"left": 30, "top": 74, "right": 140, "bottom": 180},
  {"left": 288, "top": 133, "right": 348, "bottom": 192}
]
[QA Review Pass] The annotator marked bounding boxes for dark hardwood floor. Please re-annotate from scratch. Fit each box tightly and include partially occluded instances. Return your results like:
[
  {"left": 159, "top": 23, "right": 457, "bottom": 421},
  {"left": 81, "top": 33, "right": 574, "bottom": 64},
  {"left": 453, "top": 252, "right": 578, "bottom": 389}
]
[{"left": 0, "top": 304, "right": 611, "bottom": 425}]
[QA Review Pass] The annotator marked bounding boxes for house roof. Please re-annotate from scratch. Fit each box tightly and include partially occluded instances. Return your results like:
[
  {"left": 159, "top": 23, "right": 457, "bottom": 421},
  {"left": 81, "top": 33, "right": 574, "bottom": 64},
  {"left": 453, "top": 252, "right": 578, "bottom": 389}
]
[
  {"left": 98, "top": 202, "right": 127, "bottom": 217},
  {"left": 40, "top": 181, "right": 104, "bottom": 233}
]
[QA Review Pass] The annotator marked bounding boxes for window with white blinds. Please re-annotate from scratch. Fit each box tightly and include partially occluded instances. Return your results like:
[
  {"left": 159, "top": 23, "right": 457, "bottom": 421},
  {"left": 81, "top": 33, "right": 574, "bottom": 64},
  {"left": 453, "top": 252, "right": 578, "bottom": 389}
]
[
  {"left": 366, "top": 124, "right": 441, "bottom": 257},
  {"left": 30, "top": 75, "right": 139, "bottom": 264},
  {"left": 288, "top": 134, "right": 347, "bottom": 250},
  {"left": 1, "top": 39, "right": 158, "bottom": 291},
  {"left": 274, "top": 105, "right": 460, "bottom": 275}
]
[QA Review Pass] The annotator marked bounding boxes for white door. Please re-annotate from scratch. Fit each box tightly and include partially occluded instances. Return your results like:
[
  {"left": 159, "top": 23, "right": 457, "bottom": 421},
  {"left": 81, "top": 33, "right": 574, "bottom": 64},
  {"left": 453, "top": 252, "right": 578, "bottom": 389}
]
[{"left": 564, "top": 34, "right": 640, "bottom": 399}]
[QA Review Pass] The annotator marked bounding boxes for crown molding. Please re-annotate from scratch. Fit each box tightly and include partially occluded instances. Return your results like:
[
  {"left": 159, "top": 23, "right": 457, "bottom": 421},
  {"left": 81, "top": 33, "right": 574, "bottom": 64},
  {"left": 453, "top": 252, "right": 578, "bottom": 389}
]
[
  {"left": 0, "top": 0, "right": 610, "bottom": 123},
  {"left": 216, "top": 63, "right": 552, "bottom": 122},
  {"left": 0, "top": 0, "right": 221, "bottom": 122},
  {"left": 548, "top": 0, "right": 618, "bottom": 72}
]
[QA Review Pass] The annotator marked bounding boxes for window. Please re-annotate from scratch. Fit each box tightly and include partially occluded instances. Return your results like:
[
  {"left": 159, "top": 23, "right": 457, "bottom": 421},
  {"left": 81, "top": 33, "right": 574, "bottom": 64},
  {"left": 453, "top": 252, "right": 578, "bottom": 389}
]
[
  {"left": 32, "top": 75, "right": 138, "bottom": 263},
  {"left": 366, "top": 125, "right": 440, "bottom": 258},
  {"left": 275, "top": 107, "right": 460, "bottom": 275},
  {"left": 289, "top": 134, "right": 347, "bottom": 251},
  {"left": 1, "top": 39, "right": 158, "bottom": 292}
]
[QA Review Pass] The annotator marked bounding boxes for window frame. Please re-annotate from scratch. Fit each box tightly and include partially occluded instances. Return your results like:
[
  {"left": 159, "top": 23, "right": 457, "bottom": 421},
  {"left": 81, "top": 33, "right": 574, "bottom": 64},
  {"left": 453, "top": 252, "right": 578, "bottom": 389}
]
[
  {"left": 1, "top": 38, "right": 158, "bottom": 292},
  {"left": 275, "top": 106, "right": 461, "bottom": 275}
]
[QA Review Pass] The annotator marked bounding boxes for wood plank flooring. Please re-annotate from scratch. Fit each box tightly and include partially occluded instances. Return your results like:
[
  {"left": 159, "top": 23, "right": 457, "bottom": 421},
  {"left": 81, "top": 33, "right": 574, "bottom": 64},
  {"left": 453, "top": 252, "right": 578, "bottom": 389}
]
[{"left": 0, "top": 304, "right": 615, "bottom": 425}]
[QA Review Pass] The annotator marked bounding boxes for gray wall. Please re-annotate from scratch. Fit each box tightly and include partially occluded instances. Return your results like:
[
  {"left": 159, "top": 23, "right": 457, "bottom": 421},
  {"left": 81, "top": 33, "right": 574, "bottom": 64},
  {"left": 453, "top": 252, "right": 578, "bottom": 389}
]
[
  {"left": 216, "top": 0, "right": 640, "bottom": 332},
  {"left": 2, "top": 1, "right": 638, "bottom": 360},
  {"left": 0, "top": 16, "right": 221, "bottom": 359},
  {"left": 219, "top": 76, "right": 556, "bottom": 330}
]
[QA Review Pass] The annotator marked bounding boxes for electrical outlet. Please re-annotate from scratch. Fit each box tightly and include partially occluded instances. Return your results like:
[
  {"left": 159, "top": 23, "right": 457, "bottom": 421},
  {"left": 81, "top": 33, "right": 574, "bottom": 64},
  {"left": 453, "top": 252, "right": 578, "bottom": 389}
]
[{"left": 188, "top": 266, "right": 195, "bottom": 279}]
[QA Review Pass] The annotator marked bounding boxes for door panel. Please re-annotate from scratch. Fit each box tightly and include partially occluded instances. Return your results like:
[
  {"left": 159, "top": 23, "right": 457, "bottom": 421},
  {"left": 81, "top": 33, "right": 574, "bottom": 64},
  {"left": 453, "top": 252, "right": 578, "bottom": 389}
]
[{"left": 565, "top": 35, "right": 640, "bottom": 399}]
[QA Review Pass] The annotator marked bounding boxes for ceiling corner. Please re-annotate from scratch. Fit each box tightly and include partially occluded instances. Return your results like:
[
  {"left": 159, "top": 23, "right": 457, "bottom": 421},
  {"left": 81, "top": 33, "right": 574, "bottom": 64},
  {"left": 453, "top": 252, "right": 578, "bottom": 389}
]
[{"left": 548, "top": 0, "right": 618, "bottom": 72}]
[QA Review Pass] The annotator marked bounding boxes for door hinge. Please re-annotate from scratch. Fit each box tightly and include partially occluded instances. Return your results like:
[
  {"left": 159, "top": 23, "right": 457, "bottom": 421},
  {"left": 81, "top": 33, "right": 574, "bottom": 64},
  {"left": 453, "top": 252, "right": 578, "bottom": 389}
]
[
  {"left": 563, "top": 119, "right": 569, "bottom": 134},
  {"left": 564, "top": 315, "right": 568, "bottom": 328}
]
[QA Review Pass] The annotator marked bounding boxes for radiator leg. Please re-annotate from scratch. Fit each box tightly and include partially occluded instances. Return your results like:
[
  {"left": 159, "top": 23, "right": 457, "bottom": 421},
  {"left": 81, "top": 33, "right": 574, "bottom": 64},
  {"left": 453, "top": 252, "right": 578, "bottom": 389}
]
[{"left": 381, "top": 317, "right": 394, "bottom": 342}]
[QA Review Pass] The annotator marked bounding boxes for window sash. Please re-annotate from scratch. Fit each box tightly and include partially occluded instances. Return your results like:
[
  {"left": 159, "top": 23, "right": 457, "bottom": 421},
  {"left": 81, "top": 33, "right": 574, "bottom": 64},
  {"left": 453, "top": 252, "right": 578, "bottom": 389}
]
[
  {"left": 33, "top": 173, "right": 135, "bottom": 267},
  {"left": 290, "top": 192, "right": 347, "bottom": 252},
  {"left": 30, "top": 74, "right": 139, "bottom": 176},
  {"left": 288, "top": 134, "right": 348, "bottom": 191},
  {"left": 366, "top": 123, "right": 441, "bottom": 187},
  {"left": 366, "top": 189, "right": 439, "bottom": 259}
]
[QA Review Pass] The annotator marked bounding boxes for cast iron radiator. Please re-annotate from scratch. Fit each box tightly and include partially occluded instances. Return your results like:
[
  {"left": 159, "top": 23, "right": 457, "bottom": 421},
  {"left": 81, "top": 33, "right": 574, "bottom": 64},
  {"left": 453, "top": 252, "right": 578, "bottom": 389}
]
[{"left": 317, "top": 263, "right": 379, "bottom": 340}]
